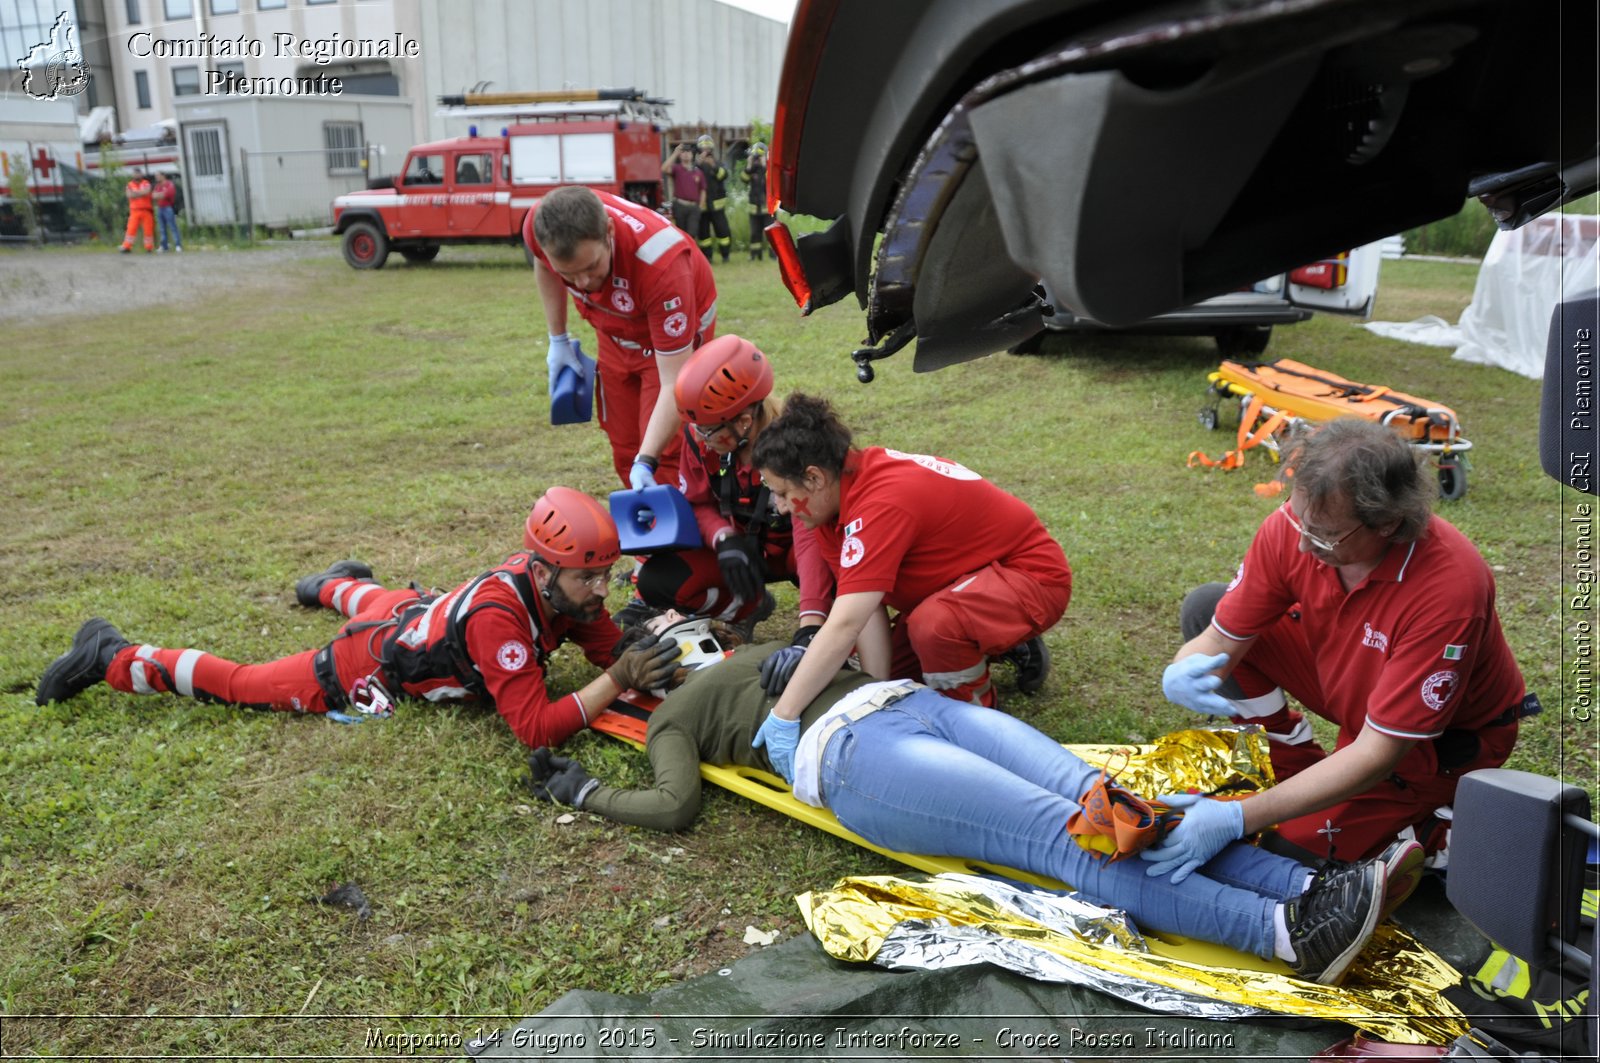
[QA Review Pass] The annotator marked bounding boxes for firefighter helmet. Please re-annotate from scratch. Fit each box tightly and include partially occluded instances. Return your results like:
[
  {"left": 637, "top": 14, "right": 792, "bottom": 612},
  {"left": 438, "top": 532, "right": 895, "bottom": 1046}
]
[
  {"left": 674, "top": 334, "right": 773, "bottom": 426},
  {"left": 524, "top": 487, "right": 621, "bottom": 568},
  {"left": 749, "top": 141, "right": 767, "bottom": 156},
  {"left": 696, "top": 134, "right": 715, "bottom": 151}
]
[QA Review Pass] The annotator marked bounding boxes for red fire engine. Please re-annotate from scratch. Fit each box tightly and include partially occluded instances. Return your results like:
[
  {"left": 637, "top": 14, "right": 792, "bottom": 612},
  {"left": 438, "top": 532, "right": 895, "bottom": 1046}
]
[{"left": 331, "top": 89, "right": 670, "bottom": 269}]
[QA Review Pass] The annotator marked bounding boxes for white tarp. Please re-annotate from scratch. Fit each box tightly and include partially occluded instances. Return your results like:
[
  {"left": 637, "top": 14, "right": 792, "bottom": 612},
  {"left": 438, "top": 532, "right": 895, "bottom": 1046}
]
[{"left": 1452, "top": 214, "right": 1600, "bottom": 378}]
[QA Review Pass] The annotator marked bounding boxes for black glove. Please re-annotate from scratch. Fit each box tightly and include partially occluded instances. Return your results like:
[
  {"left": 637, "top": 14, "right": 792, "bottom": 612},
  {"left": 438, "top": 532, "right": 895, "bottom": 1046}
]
[
  {"left": 527, "top": 749, "right": 599, "bottom": 807},
  {"left": 759, "top": 645, "right": 805, "bottom": 697},
  {"left": 606, "top": 632, "right": 682, "bottom": 691},
  {"left": 716, "top": 533, "right": 763, "bottom": 603},
  {"left": 790, "top": 625, "right": 820, "bottom": 649}
]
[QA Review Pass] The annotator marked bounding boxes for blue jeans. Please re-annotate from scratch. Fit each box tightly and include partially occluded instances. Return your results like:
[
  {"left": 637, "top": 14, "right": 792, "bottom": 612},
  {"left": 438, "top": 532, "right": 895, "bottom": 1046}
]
[
  {"left": 158, "top": 206, "right": 182, "bottom": 250},
  {"left": 819, "top": 689, "right": 1308, "bottom": 959}
]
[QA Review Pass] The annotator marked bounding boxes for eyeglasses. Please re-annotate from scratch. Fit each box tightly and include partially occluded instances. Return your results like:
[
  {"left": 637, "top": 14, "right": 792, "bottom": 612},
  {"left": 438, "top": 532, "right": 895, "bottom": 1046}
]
[
  {"left": 568, "top": 569, "right": 614, "bottom": 592},
  {"left": 1279, "top": 502, "right": 1363, "bottom": 553},
  {"left": 691, "top": 421, "right": 728, "bottom": 440}
]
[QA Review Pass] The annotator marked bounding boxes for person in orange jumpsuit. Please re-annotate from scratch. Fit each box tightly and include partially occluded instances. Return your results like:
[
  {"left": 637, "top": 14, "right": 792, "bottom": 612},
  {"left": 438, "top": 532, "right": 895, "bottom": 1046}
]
[{"left": 119, "top": 171, "right": 155, "bottom": 253}]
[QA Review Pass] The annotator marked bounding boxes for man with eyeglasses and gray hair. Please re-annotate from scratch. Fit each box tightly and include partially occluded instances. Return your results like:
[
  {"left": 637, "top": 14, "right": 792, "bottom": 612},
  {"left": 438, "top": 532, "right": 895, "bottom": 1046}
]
[{"left": 1143, "top": 417, "right": 1533, "bottom": 915}]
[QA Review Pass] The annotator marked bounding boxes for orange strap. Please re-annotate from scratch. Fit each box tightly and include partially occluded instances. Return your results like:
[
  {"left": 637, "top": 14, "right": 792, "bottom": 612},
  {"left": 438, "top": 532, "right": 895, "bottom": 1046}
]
[{"left": 1187, "top": 394, "right": 1290, "bottom": 471}]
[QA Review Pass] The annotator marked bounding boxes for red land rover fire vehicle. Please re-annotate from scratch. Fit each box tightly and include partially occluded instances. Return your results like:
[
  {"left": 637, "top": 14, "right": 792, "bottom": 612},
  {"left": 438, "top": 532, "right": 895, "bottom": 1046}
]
[{"left": 331, "top": 89, "right": 669, "bottom": 270}]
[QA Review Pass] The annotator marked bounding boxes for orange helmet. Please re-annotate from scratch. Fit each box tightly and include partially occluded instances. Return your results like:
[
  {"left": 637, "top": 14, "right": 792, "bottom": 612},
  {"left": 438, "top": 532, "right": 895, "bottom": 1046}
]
[
  {"left": 524, "top": 487, "right": 621, "bottom": 568},
  {"left": 674, "top": 334, "right": 774, "bottom": 426}
]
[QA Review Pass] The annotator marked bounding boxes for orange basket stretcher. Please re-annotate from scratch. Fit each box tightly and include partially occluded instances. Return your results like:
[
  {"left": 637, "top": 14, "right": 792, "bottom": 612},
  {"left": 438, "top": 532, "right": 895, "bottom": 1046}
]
[{"left": 1195, "top": 357, "right": 1473, "bottom": 499}]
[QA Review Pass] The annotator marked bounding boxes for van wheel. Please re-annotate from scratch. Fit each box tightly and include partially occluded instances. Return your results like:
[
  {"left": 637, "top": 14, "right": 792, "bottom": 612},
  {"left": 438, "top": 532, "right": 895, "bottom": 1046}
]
[
  {"left": 342, "top": 221, "right": 389, "bottom": 269},
  {"left": 1216, "top": 326, "right": 1272, "bottom": 358},
  {"left": 400, "top": 246, "right": 440, "bottom": 264}
]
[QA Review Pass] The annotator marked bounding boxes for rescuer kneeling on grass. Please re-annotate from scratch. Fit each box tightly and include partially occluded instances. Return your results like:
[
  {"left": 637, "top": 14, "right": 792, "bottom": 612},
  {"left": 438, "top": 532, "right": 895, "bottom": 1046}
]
[{"left": 1155, "top": 417, "right": 1534, "bottom": 891}]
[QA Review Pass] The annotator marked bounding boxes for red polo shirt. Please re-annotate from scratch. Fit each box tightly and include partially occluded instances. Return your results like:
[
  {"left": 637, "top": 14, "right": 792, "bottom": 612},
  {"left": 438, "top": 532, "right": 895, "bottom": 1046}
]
[
  {"left": 1213, "top": 507, "right": 1524, "bottom": 767},
  {"left": 812, "top": 447, "right": 1070, "bottom": 611},
  {"left": 524, "top": 190, "right": 716, "bottom": 358}
]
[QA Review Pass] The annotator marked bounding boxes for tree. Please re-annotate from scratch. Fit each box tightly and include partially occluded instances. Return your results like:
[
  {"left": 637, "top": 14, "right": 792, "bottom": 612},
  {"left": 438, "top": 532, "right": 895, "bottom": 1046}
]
[
  {"left": 70, "top": 143, "right": 130, "bottom": 243},
  {"left": 4, "top": 153, "right": 40, "bottom": 242}
]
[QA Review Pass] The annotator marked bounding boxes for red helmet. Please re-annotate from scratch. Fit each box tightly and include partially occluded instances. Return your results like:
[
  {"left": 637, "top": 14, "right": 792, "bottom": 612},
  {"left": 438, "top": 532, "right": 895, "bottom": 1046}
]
[
  {"left": 674, "top": 334, "right": 774, "bottom": 426},
  {"left": 524, "top": 487, "right": 621, "bottom": 568}
]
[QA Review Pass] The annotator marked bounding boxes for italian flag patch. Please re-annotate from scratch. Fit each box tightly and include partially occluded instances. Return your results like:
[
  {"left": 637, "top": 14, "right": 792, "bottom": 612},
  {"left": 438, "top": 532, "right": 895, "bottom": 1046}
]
[{"left": 1442, "top": 644, "right": 1466, "bottom": 660}]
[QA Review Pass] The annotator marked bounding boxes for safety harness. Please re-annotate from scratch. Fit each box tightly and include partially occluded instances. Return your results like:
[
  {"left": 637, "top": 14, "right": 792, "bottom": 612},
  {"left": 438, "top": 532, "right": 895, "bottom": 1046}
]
[{"left": 311, "top": 555, "right": 549, "bottom": 709}]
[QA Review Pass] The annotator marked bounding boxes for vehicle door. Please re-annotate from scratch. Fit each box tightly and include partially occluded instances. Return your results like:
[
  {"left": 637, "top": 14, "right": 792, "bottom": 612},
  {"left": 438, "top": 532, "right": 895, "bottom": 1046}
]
[
  {"left": 394, "top": 151, "right": 447, "bottom": 237},
  {"left": 448, "top": 150, "right": 500, "bottom": 235},
  {"left": 1285, "top": 241, "right": 1385, "bottom": 317}
]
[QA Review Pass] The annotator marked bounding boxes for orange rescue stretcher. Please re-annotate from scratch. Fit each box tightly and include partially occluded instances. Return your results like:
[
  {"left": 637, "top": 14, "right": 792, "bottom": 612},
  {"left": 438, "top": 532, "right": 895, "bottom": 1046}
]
[{"left": 1192, "top": 357, "right": 1473, "bottom": 499}]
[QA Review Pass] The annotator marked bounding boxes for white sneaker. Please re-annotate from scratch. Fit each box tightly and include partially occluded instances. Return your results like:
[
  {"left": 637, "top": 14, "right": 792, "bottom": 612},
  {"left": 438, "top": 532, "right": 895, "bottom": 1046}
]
[
  {"left": 175, "top": 246, "right": 183, "bottom": 253},
  {"left": 156, "top": 247, "right": 166, "bottom": 253}
]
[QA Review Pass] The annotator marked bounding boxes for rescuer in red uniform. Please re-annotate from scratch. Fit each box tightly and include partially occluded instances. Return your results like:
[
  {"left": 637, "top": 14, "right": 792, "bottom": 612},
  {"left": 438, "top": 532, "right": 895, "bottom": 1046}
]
[
  {"left": 745, "top": 393, "right": 1070, "bottom": 780},
  {"left": 526, "top": 185, "right": 718, "bottom": 492},
  {"left": 629, "top": 335, "right": 832, "bottom": 632},
  {"left": 34, "top": 488, "right": 681, "bottom": 749}
]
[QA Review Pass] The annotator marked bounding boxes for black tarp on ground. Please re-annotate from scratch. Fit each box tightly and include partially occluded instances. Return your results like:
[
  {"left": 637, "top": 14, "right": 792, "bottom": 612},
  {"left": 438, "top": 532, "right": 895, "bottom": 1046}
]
[{"left": 466, "top": 878, "right": 1501, "bottom": 1061}]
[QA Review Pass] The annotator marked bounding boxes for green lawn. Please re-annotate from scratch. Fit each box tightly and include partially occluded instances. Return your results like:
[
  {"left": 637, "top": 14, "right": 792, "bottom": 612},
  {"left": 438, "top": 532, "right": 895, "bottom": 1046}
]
[{"left": 0, "top": 246, "right": 1587, "bottom": 1054}]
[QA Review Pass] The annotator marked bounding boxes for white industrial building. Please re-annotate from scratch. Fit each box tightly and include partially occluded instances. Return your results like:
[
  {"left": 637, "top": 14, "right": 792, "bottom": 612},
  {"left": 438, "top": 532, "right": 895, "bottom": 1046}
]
[
  {"left": 89, "top": 0, "right": 783, "bottom": 147},
  {"left": 2, "top": 0, "right": 785, "bottom": 227}
]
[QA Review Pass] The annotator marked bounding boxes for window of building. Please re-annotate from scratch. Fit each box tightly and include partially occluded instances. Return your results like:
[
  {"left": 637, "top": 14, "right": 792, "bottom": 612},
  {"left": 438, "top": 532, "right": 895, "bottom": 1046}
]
[
  {"left": 164, "top": 0, "right": 193, "bottom": 17},
  {"left": 306, "top": 0, "right": 336, "bottom": 5},
  {"left": 126, "top": 0, "right": 141, "bottom": 24},
  {"left": 325, "top": 122, "right": 364, "bottom": 175},
  {"left": 216, "top": 61, "right": 244, "bottom": 90},
  {"left": 172, "top": 66, "right": 200, "bottom": 96},
  {"left": 134, "top": 70, "right": 151, "bottom": 109},
  {"left": 210, "top": 0, "right": 239, "bottom": 13},
  {"left": 257, "top": 0, "right": 286, "bottom": 8}
]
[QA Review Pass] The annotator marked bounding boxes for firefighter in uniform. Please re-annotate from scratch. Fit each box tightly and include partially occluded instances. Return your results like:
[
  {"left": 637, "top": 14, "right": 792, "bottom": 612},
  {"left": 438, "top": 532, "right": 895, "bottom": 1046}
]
[
  {"left": 526, "top": 186, "right": 718, "bottom": 493},
  {"left": 119, "top": 170, "right": 155, "bottom": 253},
  {"left": 695, "top": 135, "right": 732, "bottom": 263},
  {"left": 747, "top": 393, "right": 1069, "bottom": 780},
  {"left": 740, "top": 142, "right": 771, "bottom": 261},
  {"left": 34, "top": 488, "right": 681, "bottom": 750},
  {"left": 631, "top": 335, "right": 832, "bottom": 631}
]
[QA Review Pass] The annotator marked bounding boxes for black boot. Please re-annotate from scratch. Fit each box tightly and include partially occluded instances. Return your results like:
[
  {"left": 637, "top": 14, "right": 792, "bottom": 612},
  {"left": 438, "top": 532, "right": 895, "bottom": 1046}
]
[
  {"left": 295, "top": 560, "right": 374, "bottom": 608},
  {"left": 998, "top": 637, "right": 1051, "bottom": 694},
  {"left": 36, "top": 618, "right": 132, "bottom": 705}
]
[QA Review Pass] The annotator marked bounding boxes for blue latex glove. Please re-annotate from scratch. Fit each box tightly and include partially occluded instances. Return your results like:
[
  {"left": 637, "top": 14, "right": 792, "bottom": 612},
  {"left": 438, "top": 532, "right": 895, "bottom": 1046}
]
[
  {"left": 629, "top": 458, "right": 659, "bottom": 492},
  {"left": 759, "top": 645, "right": 805, "bottom": 697},
  {"left": 546, "top": 333, "right": 583, "bottom": 396},
  {"left": 1140, "top": 793, "right": 1245, "bottom": 883},
  {"left": 752, "top": 711, "right": 799, "bottom": 783},
  {"left": 1161, "top": 652, "right": 1234, "bottom": 716}
]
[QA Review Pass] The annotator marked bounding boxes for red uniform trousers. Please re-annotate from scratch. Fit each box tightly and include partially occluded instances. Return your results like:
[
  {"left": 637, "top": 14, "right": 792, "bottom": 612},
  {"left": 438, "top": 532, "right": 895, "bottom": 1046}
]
[
  {"left": 636, "top": 538, "right": 797, "bottom": 622},
  {"left": 104, "top": 581, "right": 421, "bottom": 714},
  {"left": 594, "top": 321, "right": 715, "bottom": 489},
  {"left": 122, "top": 208, "right": 155, "bottom": 250},
  {"left": 886, "top": 562, "right": 1071, "bottom": 707},
  {"left": 1228, "top": 610, "right": 1518, "bottom": 862}
]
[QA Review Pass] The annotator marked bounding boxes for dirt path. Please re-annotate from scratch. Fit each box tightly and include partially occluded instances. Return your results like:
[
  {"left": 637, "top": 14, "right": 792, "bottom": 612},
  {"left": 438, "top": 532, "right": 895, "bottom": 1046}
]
[{"left": 0, "top": 240, "right": 338, "bottom": 323}]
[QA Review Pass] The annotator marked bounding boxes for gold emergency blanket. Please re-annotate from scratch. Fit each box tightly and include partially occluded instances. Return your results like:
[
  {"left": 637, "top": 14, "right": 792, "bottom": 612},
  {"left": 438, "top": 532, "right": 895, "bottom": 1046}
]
[
  {"left": 798, "top": 873, "right": 1468, "bottom": 1045},
  {"left": 1068, "top": 726, "right": 1278, "bottom": 797}
]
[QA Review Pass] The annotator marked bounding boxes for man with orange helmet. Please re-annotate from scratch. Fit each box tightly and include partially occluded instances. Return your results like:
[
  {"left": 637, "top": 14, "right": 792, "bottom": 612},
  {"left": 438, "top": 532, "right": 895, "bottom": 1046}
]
[
  {"left": 34, "top": 488, "right": 680, "bottom": 749},
  {"left": 627, "top": 335, "right": 832, "bottom": 634},
  {"left": 526, "top": 186, "right": 718, "bottom": 493}
]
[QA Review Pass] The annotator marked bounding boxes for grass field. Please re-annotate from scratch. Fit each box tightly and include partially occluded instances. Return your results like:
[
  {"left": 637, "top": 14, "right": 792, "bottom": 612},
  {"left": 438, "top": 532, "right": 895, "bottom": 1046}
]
[{"left": 0, "top": 245, "right": 1590, "bottom": 1054}]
